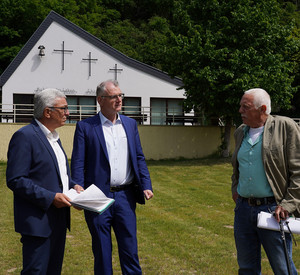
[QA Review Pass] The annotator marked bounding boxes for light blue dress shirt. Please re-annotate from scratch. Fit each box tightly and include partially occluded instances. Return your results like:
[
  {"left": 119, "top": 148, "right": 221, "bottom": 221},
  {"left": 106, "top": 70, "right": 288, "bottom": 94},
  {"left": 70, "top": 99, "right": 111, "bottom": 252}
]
[
  {"left": 237, "top": 127, "right": 274, "bottom": 198},
  {"left": 99, "top": 112, "right": 134, "bottom": 186}
]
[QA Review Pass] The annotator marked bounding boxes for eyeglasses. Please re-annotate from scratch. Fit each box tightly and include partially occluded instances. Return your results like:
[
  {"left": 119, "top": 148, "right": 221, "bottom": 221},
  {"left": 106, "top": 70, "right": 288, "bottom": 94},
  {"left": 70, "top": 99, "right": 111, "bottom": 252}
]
[
  {"left": 101, "top": 93, "right": 125, "bottom": 100},
  {"left": 49, "top": 106, "right": 69, "bottom": 113}
]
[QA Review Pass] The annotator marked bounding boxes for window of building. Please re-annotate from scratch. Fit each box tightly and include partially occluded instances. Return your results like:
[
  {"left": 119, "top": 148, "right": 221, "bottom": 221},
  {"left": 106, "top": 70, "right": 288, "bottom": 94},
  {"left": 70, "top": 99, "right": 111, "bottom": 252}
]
[
  {"left": 121, "top": 97, "right": 145, "bottom": 124},
  {"left": 13, "top": 94, "right": 34, "bottom": 123},
  {"left": 67, "top": 96, "right": 96, "bottom": 123},
  {"left": 151, "top": 98, "right": 184, "bottom": 125},
  {"left": 7, "top": 94, "right": 96, "bottom": 123}
]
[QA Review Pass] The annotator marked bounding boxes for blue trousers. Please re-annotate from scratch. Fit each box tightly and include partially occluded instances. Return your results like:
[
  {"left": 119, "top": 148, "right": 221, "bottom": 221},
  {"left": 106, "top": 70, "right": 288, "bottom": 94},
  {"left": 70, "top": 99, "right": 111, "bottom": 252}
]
[
  {"left": 20, "top": 224, "right": 67, "bottom": 274},
  {"left": 234, "top": 197, "right": 297, "bottom": 275},
  {"left": 85, "top": 188, "right": 142, "bottom": 275}
]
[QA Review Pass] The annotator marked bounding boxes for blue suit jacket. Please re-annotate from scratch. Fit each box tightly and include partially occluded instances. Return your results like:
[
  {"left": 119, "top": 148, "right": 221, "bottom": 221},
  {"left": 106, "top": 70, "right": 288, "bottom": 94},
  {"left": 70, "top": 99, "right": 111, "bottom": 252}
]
[
  {"left": 71, "top": 114, "right": 152, "bottom": 204},
  {"left": 6, "top": 120, "right": 74, "bottom": 237}
]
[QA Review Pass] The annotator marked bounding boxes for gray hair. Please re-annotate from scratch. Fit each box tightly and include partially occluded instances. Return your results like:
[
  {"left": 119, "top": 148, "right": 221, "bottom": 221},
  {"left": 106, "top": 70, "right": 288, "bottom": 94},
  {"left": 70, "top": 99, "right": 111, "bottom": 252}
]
[
  {"left": 244, "top": 88, "right": 271, "bottom": 115},
  {"left": 96, "top": 79, "right": 119, "bottom": 97},
  {"left": 34, "top": 88, "right": 66, "bottom": 119}
]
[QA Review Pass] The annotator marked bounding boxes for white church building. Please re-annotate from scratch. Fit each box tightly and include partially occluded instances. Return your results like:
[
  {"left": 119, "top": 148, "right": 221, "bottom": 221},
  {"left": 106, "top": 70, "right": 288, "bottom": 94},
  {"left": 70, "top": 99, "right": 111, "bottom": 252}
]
[{"left": 0, "top": 11, "right": 197, "bottom": 125}]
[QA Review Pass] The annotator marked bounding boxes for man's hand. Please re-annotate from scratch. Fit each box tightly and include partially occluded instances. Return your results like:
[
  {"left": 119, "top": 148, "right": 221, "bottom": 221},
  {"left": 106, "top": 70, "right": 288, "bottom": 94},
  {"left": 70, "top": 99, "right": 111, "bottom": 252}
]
[
  {"left": 143, "top": 190, "right": 153, "bottom": 200},
  {"left": 274, "top": 205, "right": 289, "bottom": 222},
  {"left": 232, "top": 192, "right": 239, "bottom": 203},
  {"left": 71, "top": 185, "right": 84, "bottom": 210},
  {"left": 53, "top": 193, "right": 72, "bottom": 208},
  {"left": 74, "top": 184, "right": 84, "bottom": 193}
]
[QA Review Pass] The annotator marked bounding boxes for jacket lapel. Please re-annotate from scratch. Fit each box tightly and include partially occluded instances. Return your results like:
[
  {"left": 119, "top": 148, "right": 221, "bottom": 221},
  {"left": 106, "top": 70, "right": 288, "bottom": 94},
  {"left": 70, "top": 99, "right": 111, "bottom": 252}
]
[
  {"left": 262, "top": 116, "right": 274, "bottom": 150},
  {"left": 120, "top": 115, "right": 135, "bottom": 158},
  {"left": 93, "top": 114, "right": 109, "bottom": 162},
  {"left": 31, "top": 120, "right": 61, "bottom": 177},
  {"left": 57, "top": 138, "right": 72, "bottom": 185}
]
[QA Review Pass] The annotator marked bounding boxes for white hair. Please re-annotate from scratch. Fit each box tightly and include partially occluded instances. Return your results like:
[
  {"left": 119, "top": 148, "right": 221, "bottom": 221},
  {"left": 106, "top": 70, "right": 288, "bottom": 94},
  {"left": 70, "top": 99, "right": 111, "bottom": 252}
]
[
  {"left": 244, "top": 88, "right": 271, "bottom": 114},
  {"left": 34, "top": 88, "right": 66, "bottom": 119}
]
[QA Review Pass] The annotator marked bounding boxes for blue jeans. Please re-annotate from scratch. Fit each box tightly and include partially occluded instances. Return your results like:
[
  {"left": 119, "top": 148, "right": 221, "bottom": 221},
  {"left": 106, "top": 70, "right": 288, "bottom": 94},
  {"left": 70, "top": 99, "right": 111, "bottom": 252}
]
[{"left": 234, "top": 197, "right": 298, "bottom": 275}]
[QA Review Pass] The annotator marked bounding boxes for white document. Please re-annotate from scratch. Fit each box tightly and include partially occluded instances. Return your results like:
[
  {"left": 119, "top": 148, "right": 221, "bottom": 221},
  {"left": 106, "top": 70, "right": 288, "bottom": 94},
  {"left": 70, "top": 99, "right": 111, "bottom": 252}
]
[
  {"left": 66, "top": 184, "right": 114, "bottom": 214},
  {"left": 257, "top": 211, "right": 300, "bottom": 234}
]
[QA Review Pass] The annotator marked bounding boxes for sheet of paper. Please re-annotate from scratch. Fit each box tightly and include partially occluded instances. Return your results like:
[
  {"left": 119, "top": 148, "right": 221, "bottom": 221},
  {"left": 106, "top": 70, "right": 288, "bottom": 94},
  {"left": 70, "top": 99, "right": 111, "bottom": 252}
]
[
  {"left": 66, "top": 184, "right": 114, "bottom": 214},
  {"left": 257, "top": 211, "right": 300, "bottom": 234}
]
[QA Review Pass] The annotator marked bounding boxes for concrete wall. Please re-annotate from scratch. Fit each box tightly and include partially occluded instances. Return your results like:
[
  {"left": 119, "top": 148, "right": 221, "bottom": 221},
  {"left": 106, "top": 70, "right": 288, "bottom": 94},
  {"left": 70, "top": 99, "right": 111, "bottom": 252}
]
[{"left": 0, "top": 123, "right": 235, "bottom": 161}]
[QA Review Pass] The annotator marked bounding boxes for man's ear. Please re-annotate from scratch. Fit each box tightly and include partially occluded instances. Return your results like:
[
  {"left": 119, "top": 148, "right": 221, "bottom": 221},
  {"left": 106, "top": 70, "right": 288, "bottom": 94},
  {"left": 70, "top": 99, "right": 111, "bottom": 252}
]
[
  {"left": 97, "top": 96, "right": 103, "bottom": 106},
  {"left": 260, "top": 105, "right": 267, "bottom": 113},
  {"left": 44, "top": 108, "right": 51, "bottom": 118}
]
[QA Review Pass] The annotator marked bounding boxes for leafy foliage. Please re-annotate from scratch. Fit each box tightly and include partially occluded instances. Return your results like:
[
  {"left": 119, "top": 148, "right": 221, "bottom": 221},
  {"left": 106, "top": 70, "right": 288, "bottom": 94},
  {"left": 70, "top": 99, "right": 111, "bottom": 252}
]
[
  {"left": 0, "top": 0, "right": 47, "bottom": 72},
  {"left": 0, "top": 0, "right": 299, "bottom": 123},
  {"left": 162, "top": 0, "right": 299, "bottom": 123},
  {"left": 0, "top": 0, "right": 172, "bottom": 74}
]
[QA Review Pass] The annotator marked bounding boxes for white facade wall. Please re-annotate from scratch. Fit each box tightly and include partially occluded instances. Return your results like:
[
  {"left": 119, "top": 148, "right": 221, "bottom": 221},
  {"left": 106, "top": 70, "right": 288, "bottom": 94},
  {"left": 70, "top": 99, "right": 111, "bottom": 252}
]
[{"left": 2, "top": 21, "right": 184, "bottom": 114}]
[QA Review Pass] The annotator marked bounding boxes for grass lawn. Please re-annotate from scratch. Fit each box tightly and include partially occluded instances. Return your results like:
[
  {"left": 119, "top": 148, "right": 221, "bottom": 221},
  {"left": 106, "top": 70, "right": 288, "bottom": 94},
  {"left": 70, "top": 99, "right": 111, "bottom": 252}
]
[{"left": 1, "top": 158, "right": 300, "bottom": 274}]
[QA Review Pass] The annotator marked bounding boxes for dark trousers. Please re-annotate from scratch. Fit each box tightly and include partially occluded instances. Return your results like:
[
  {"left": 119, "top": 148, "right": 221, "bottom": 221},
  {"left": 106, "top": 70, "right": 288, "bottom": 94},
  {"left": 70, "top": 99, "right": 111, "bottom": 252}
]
[
  {"left": 20, "top": 213, "right": 67, "bottom": 274},
  {"left": 85, "top": 188, "right": 142, "bottom": 275}
]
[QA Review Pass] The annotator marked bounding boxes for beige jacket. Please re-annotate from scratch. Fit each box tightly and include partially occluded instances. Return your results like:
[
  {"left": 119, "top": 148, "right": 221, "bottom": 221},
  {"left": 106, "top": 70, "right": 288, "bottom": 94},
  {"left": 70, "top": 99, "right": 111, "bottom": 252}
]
[{"left": 231, "top": 115, "right": 300, "bottom": 217}]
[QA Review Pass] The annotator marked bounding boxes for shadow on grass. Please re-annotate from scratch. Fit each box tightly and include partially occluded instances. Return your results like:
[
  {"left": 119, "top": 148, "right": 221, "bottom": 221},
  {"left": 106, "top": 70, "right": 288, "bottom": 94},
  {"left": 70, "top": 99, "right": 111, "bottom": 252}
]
[
  {"left": 3, "top": 157, "right": 232, "bottom": 168},
  {"left": 146, "top": 156, "right": 231, "bottom": 166}
]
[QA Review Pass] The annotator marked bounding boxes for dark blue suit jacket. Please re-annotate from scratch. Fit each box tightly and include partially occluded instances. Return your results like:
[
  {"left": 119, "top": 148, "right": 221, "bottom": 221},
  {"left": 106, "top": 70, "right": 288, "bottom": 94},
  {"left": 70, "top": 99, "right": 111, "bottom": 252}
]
[
  {"left": 6, "top": 120, "right": 75, "bottom": 237},
  {"left": 71, "top": 114, "right": 152, "bottom": 204}
]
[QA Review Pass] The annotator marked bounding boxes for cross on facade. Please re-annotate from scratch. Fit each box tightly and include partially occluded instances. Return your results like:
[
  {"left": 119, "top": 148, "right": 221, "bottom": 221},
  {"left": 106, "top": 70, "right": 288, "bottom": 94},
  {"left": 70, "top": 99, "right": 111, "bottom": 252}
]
[
  {"left": 82, "top": 52, "right": 98, "bottom": 76},
  {"left": 109, "top": 63, "right": 123, "bottom": 80},
  {"left": 53, "top": 41, "right": 74, "bottom": 70}
]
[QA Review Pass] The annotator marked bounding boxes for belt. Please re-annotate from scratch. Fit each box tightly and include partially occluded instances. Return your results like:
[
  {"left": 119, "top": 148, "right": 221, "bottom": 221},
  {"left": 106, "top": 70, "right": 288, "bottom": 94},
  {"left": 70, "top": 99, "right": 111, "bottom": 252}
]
[
  {"left": 110, "top": 184, "right": 133, "bottom": 192},
  {"left": 239, "top": 195, "right": 276, "bottom": 207}
]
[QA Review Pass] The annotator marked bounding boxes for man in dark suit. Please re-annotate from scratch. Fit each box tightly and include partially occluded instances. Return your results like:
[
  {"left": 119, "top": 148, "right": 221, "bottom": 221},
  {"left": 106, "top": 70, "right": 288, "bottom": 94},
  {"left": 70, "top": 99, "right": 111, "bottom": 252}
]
[
  {"left": 71, "top": 79, "right": 153, "bottom": 275},
  {"left": 6, "top": 88, "right": 83, "bottom": 275}
]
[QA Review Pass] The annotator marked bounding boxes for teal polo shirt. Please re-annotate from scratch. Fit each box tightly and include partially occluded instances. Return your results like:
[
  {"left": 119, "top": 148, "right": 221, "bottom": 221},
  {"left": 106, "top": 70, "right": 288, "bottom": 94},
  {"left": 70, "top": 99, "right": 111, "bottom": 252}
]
[{"left": 237, "top": 127, "right": 274, "bottom": 198}]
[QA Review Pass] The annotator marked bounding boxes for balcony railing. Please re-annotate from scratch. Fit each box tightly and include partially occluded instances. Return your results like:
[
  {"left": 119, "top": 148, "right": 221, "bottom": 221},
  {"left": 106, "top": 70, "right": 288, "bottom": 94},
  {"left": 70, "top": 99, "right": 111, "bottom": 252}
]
[
  {"left": 4, "top": 104, "right": 300, "bottom": 126},
  {"left": 0, "top": 104, "right": 206, "bottom": 126}
]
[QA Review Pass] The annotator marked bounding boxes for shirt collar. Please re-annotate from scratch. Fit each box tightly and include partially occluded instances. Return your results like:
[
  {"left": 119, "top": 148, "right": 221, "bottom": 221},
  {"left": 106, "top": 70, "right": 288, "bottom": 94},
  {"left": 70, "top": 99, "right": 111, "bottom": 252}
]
[
  {"left": 243, "top": 125, "right": 265, "bottom": 135},
  {"left": 99, "top": 112, "right": 122, "bottom": 125},
  {"left": 35, "top": 119, "right": 59, "bottom": 142},
  {"left": 243, "top": 125, "right": 250, "bottom": 135}
]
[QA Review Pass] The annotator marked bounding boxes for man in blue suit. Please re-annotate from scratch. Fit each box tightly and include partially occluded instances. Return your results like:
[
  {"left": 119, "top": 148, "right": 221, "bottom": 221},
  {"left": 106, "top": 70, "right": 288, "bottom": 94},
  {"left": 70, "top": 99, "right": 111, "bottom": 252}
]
[
  {"left": 6, "top": 88, "right": 83, "bottom": 275},
  {"left": 71, "top": 79, "right": 153, "bottom": 275}
]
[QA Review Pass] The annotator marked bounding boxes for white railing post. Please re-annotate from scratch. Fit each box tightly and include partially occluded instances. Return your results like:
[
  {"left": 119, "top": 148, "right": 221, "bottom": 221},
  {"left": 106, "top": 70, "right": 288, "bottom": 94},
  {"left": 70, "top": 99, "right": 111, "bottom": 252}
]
[{"left": 1, "top": 102, "right": 206, "bottom": 126}]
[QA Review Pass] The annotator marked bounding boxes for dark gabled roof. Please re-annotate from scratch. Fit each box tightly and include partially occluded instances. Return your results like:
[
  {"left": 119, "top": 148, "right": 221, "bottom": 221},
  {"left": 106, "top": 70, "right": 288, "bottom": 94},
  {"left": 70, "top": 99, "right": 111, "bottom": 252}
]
[{"left": 0, "top": 10, "right": 183, "bottom": 87}]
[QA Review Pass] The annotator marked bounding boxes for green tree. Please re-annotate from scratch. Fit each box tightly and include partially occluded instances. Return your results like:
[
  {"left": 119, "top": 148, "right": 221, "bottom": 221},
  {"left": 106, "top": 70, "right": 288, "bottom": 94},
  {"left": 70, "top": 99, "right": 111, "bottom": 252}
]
[
  {"left": 278, "top": 1, "right": 300, "bottom": 117},
  {"left": 0, "top": 0, "right": 121, "bottom": 74},
  {"left": 101, "top": 0, "right": 174, "bottom": 20},
  {"left": 0, "top": 0, "right": 172, "bottom": 74},
  {"left": 101, "top": 16, "right": 171, "bottom": 69},
  {"left": 162, "top": 0, "right": 299, "bottom": 157},
  {"left": 45, "top": 0, "right": 121, "bottom": 37},
  {"left": 0, "top": 0, "right": 48, "bottom": 74}
]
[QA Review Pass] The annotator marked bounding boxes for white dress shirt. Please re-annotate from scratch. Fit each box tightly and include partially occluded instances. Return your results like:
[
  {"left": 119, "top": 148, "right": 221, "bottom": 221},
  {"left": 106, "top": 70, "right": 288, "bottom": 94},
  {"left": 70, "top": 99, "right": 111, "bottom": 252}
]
[
  {"left": 35, "top": 119, "right": 69, "bottom": 193},
  {"left": 99, "top": 112, "right": 134, "bottom": 186}
]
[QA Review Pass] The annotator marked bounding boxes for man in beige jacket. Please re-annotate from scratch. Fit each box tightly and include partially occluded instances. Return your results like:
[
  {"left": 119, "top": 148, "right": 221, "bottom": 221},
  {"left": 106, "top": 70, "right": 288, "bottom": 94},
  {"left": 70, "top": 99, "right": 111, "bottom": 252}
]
[{"left": 232, "top": 88, "right": 300, "bottom": 274}]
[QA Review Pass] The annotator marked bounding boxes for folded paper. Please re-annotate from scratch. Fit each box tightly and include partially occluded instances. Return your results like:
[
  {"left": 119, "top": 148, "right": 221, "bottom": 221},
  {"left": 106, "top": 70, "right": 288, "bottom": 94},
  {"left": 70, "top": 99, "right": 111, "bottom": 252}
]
[
  {"left": 66, "top": 184, "right": 114, "bottom": 214},
  {"left": 257, "top": 211, "right": 300, "bottom": 234}
]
